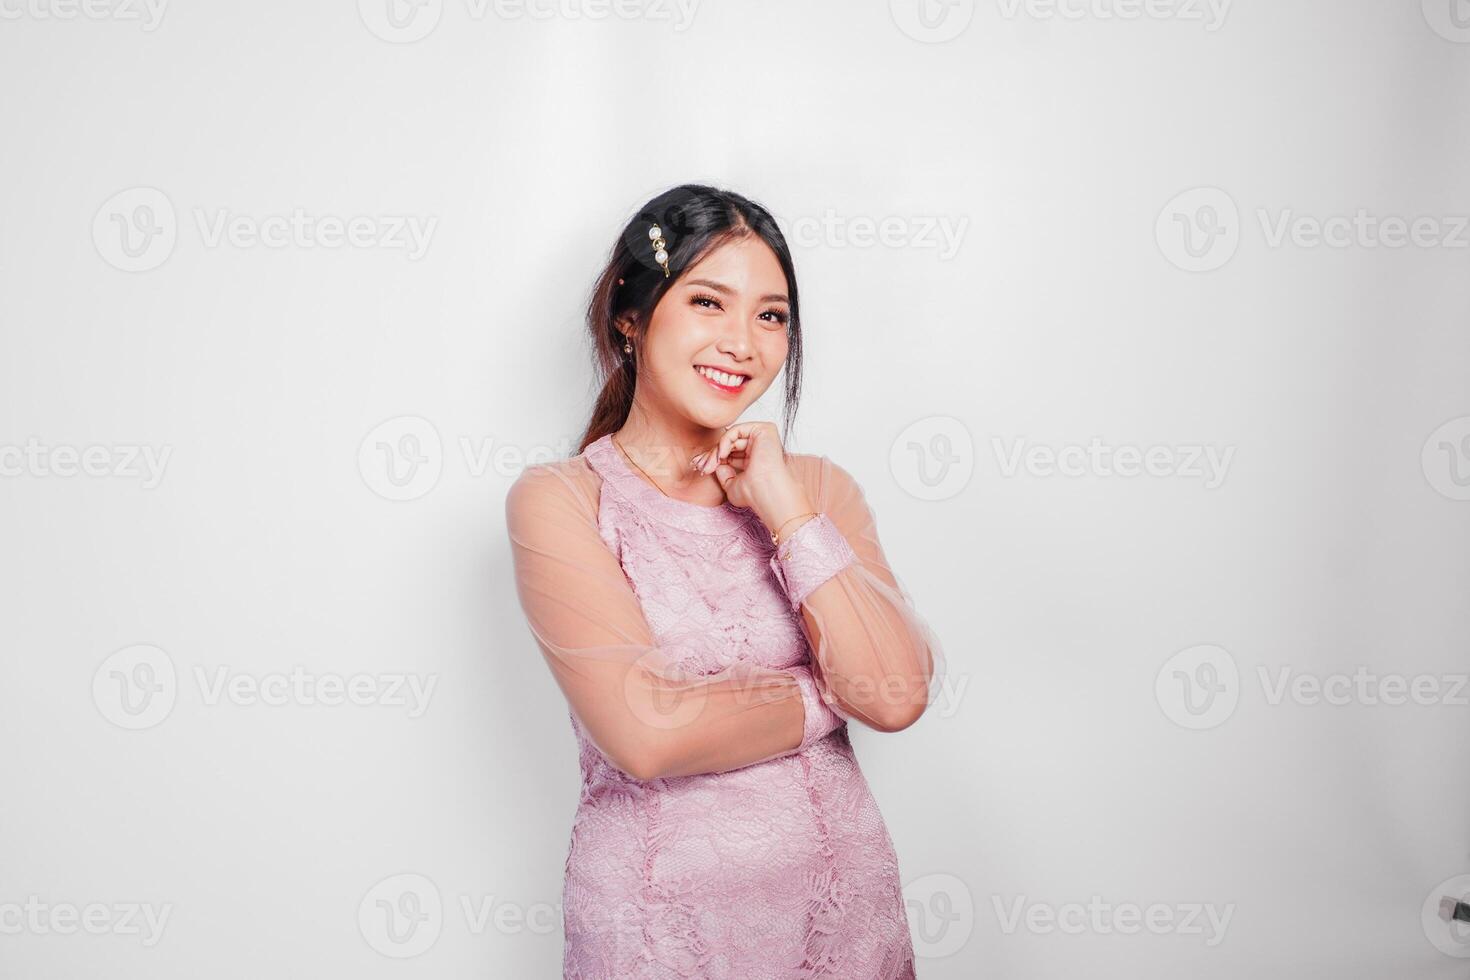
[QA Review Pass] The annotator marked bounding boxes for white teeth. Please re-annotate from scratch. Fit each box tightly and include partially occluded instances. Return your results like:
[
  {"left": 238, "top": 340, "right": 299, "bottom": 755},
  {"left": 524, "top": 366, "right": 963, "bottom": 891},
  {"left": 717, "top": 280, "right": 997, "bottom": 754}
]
[{"left": 696, "top": 366, "right": 746, "bottom": 387}]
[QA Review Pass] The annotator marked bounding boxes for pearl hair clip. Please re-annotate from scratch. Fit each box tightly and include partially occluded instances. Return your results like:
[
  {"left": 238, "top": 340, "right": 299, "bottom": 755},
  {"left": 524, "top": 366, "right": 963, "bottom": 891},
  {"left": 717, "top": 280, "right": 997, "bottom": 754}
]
[{"left": 648, "top": 224, "right": 670, "bottom": 278}]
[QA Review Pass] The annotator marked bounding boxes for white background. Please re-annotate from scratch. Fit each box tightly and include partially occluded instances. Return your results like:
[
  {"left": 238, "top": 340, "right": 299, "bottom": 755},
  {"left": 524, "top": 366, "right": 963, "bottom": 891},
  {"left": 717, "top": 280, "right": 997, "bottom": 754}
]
[{"left": 2, "top": 0, "right": 1469, "bottom": 976}]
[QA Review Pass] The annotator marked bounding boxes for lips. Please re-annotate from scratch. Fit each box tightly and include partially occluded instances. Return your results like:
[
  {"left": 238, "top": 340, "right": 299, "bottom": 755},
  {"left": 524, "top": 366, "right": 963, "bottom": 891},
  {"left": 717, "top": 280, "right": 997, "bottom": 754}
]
[{"left": 694, "top": 365, "right": 748, "bottom": 394}]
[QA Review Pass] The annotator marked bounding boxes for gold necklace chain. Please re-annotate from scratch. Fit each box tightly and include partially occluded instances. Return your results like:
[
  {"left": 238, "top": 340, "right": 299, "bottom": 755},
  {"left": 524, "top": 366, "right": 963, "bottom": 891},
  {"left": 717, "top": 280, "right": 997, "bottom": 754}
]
[{"left": 613, "top": 433, "right": 687, "bottom": 500}]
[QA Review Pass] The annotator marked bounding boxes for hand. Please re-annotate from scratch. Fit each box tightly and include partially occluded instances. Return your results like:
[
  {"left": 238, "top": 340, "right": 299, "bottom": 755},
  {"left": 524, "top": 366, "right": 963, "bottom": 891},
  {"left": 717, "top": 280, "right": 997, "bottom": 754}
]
[{"left": 691, "top": 421, "right": 817, "bottom": 537}]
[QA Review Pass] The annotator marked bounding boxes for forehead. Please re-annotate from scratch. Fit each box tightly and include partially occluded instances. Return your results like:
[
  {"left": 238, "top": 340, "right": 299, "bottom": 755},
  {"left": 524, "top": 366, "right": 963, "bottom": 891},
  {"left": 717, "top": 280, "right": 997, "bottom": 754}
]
[{"left": 685, "top": 234, "right": 787, "bottom": 287}]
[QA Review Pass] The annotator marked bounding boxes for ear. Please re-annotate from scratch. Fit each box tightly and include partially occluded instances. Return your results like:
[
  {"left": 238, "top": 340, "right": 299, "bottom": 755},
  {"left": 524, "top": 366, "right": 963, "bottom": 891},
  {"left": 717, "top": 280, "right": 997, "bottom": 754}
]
[{"left": 614, "top": 311, "right": 637, "bottom": 339}]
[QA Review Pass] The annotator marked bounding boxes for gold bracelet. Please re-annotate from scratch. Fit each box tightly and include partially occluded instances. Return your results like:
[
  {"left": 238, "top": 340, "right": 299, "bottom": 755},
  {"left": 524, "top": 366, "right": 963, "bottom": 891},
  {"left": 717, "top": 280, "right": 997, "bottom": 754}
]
[{"left": 771, "top": 512, "right": 818, "bottom": 552}]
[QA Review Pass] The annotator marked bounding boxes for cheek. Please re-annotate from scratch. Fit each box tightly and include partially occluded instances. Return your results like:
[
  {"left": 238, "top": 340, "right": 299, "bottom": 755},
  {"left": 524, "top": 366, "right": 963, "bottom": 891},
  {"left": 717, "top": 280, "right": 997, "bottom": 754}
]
[{"left": 760, "top": 330, "right": 791, "bottom": 366}]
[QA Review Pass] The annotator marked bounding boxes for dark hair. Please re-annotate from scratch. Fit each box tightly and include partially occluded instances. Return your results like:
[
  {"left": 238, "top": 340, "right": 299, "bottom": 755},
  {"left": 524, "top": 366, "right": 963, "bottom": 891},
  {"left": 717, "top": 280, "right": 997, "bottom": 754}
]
[{"left": 576, "top": 183, "right": 804, "bottom": 453}]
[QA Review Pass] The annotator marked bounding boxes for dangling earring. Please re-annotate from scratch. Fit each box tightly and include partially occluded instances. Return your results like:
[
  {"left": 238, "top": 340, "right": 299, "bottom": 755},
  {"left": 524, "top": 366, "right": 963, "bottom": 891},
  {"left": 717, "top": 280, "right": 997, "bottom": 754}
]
[{"left": 624, "top": 340, "right": 632, "bottom": 354}]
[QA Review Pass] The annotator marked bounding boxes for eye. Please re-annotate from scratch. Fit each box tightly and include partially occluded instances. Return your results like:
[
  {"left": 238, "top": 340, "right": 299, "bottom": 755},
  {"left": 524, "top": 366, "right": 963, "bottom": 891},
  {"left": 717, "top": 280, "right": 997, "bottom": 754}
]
[
  {"left": 691, "top": 292, "right": 723, "bottom": 311},
  {"left": 759, "top": 308, "right": 790, "bottom": 327}
]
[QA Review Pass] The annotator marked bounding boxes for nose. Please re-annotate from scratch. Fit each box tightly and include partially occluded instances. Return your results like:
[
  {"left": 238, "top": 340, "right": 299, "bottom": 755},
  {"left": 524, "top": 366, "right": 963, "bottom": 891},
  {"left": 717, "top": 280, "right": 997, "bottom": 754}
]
[{"left": 716, "top": 319, "right": 755, "bottom": 361}]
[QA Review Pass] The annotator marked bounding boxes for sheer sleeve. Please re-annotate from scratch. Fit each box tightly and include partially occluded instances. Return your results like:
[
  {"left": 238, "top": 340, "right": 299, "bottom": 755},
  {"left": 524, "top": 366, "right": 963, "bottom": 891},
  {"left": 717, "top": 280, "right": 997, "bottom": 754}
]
[
  {"left": 767, "top": 455, "right": 947, "bottom": 733},
  {"left": 505, "top": 461, "right": 846, "bottom": 782}
]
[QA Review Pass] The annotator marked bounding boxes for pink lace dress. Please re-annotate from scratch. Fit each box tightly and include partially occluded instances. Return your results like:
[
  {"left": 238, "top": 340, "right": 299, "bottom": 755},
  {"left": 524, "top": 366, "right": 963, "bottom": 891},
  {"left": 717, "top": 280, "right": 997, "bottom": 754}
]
[{"left": 505, "top": 432, "right": 944, "bottom": 979}]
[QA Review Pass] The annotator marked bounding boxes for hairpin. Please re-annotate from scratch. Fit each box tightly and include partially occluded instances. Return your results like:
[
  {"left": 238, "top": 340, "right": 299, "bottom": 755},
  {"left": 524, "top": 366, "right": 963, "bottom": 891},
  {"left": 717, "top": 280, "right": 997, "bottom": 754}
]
[{"left": 648, "top": 224, "right": 670, "bottom": 278}]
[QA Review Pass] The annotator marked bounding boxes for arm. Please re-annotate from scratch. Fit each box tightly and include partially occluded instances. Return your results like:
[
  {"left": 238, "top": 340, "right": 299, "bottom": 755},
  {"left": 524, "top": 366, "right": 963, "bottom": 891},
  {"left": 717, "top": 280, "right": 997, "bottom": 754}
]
[
  {"left": 767, "top": 456, "right": 945, "bottom": 733},
  {"left": 504, "top": 463, "right": 845, "bottom": 782}
]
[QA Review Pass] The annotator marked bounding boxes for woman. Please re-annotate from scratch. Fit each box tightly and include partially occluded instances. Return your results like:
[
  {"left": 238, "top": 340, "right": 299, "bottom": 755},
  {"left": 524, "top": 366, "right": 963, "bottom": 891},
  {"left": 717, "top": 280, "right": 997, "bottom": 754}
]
[{"left": 505, "top": 183, "right": 946, "bottom": 978}]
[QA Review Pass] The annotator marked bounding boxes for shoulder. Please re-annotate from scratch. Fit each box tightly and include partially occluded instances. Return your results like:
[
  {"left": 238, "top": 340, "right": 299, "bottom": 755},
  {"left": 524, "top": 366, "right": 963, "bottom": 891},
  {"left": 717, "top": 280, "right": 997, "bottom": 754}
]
[{"left": 504, "top": 454, "right": 601, "bottom": 530}]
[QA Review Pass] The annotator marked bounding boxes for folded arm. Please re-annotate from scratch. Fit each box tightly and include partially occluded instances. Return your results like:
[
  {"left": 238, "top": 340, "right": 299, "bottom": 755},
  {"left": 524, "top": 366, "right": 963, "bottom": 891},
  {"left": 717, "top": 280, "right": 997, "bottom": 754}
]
[
  {"left": 767, "top": 455, "right": 945, "bottom": 733},
  {"left": 505, "top": 463, "right": 845, "bottom": 782}
]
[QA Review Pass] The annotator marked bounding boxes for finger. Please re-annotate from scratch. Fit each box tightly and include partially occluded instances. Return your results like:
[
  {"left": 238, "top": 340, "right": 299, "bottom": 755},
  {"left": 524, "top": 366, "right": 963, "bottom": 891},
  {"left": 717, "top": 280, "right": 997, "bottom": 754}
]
[
  {"left": 691, "top": 436, "right": 747, "bottom": 472},
  {"left": 705, "top": 424, "right": 763, "bottom": 474}
]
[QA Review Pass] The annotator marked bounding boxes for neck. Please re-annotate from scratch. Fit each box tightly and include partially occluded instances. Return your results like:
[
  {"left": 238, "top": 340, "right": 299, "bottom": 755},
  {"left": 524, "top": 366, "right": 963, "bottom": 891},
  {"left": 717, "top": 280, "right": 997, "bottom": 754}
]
[{"left": 614, "top": 410, "right": 724, "bottom": 489}]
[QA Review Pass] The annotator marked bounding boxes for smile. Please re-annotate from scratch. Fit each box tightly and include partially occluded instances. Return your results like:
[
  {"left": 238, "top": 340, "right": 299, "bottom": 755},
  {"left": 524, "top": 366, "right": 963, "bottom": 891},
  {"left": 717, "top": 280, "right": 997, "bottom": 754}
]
[{"left": 694, "top": 365, "right": 749, "bottom": 393}]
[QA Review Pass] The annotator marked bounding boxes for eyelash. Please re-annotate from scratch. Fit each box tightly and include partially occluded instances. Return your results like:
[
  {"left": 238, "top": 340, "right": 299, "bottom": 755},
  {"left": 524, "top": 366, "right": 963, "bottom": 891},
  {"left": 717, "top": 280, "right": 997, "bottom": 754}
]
[{"left": 691, "top": 293, "right": 790, "bottom": 326}]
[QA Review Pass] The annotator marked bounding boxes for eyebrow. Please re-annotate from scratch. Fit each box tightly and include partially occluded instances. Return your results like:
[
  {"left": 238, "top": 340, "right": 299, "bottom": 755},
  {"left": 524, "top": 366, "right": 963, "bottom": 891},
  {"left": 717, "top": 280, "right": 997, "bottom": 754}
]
[{"left": 684, "top": 278, "right": 789, "bottom": 305}]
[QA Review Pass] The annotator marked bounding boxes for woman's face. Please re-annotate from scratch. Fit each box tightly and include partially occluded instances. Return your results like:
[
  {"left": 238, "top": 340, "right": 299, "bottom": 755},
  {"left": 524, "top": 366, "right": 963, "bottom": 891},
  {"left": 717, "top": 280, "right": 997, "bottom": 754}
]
[{"left": 628, "top": 233, "right": 792, "bottom": 436}]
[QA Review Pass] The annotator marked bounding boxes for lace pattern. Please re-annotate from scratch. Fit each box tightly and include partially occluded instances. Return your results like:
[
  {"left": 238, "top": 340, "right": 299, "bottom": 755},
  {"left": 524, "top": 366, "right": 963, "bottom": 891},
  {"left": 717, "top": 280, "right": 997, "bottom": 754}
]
[{"left": 507, "top": 433, "right": 937, "bottom": 978}]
